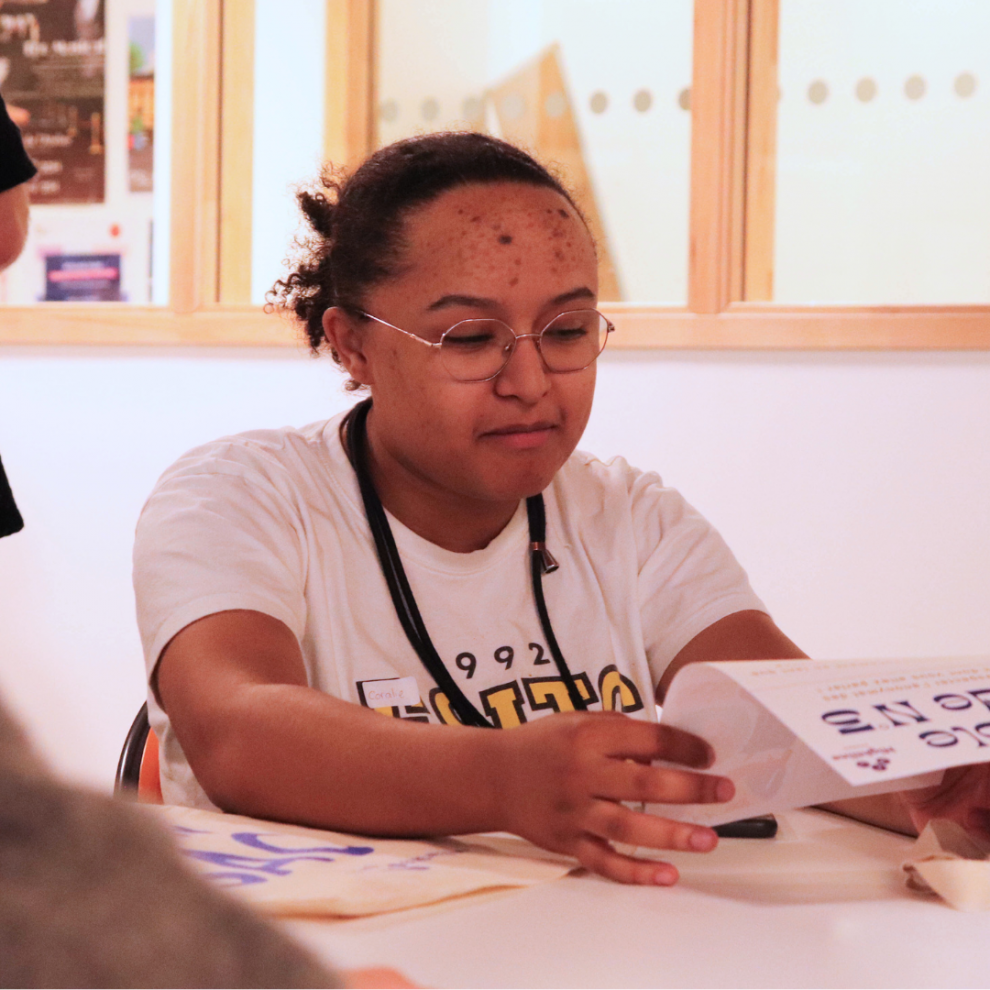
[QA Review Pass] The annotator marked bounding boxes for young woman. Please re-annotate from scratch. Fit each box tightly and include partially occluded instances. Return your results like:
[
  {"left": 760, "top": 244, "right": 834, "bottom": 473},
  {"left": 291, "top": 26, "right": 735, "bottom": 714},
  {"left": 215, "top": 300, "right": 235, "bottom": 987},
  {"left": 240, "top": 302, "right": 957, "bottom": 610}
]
[{"left": 134, "top": 133, "right": 989, "bottom": 885}]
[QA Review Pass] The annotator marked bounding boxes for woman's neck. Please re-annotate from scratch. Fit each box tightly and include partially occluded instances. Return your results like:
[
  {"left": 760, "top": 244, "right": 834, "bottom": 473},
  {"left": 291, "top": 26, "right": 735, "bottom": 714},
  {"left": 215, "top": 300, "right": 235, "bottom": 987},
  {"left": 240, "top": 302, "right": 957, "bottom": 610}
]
[
  {"left": 371, "top": 453, "right": 518, "bottom": 553},
  {"left": 348, "top": 409, "right": 519, "bottom": 553}
]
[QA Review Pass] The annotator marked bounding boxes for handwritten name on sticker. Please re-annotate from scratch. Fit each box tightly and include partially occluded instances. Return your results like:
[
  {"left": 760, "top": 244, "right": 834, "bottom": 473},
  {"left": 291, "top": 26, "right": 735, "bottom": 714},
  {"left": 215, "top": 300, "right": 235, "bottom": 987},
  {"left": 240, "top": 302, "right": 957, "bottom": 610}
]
[{"left": 357, "top": 676, "right": 421, "bottom": 709}]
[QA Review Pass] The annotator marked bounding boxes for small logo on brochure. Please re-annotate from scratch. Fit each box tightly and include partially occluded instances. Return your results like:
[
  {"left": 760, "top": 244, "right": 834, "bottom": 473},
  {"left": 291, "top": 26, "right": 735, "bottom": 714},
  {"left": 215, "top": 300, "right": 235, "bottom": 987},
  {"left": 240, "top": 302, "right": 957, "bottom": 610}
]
[
  {"left": 857, "top": 757, "right": 891, "bottom": 772},
  {"left": 832, "top": 745, "right": 895, "bottom": 772},
  {"left": 357, "top": 676, "right": 421, "bottom": 709}
]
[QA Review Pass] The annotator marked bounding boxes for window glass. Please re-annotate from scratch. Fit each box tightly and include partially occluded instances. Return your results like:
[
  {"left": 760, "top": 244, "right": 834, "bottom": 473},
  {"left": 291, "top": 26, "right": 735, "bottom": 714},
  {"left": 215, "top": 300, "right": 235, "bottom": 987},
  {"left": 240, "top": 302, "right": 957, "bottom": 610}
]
[
  {"left": 0, "top": 0, "right": 166, "bottom": 305},
  {"left": 250, "top": 0, "right": 325, "bottom": 305},
  {"left": 774, "top": 0, "right": 990, "bottom": 304},
  {"left": 376, "top": 0, "right": 693, "bottom": 303}
]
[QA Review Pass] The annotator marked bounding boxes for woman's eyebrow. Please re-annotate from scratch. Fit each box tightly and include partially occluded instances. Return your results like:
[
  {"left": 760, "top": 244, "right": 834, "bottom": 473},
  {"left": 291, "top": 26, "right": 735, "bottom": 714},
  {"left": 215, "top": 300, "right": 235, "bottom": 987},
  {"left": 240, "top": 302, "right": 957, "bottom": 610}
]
[
  {"left": 552, "top": 287, "right": 596, "bottom": 306},
  {"left": 426, "top": 287, "right": 596, "bottom": 312},
  {"left": 426, "top": 294, "right": 498, "bottom": 312}
]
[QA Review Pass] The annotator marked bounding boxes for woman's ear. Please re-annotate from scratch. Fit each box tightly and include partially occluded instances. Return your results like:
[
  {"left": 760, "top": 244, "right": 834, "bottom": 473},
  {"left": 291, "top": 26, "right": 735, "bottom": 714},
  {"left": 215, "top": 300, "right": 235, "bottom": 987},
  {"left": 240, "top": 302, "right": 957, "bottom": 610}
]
[{"left": 322, "top": 308, "right": 374, "bottom": 385}]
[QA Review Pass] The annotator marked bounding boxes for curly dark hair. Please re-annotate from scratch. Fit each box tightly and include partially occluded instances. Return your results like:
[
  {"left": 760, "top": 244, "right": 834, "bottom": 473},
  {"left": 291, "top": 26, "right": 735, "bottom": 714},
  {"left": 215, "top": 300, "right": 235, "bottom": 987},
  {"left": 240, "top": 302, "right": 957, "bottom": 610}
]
[{"left": 268, "top": 131, "right": 582, "bottom": 381}]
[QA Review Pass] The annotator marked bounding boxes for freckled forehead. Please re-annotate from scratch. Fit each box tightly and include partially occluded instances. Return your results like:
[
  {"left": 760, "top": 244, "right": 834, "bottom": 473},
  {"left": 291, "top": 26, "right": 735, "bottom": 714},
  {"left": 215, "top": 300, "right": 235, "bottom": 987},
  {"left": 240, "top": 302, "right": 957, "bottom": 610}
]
[{"left": 407, "top": 182, "right": 592, "bottom": 254}]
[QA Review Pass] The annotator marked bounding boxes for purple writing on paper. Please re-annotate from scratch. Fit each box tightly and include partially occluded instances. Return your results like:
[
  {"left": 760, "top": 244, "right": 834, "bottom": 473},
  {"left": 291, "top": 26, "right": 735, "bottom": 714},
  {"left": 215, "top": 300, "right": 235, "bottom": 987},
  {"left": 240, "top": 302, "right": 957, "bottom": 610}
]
[{"left": 177, "top": 829, "right": 375, "bottom": 888}]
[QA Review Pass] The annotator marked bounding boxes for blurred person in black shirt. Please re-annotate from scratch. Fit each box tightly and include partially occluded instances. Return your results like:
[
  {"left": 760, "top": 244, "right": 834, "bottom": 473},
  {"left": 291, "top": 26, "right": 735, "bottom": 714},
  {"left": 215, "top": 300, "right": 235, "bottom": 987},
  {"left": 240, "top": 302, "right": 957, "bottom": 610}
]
[{"left": 0, "top": 89, "right": 35, "bottom": 538}]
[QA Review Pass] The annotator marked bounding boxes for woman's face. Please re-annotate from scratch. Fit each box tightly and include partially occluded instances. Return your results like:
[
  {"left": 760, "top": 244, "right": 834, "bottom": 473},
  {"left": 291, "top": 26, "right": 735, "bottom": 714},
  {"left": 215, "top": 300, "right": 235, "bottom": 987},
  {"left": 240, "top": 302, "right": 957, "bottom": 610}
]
[{"left": 336, "top": 181, "right": 600, "bottom": 507}]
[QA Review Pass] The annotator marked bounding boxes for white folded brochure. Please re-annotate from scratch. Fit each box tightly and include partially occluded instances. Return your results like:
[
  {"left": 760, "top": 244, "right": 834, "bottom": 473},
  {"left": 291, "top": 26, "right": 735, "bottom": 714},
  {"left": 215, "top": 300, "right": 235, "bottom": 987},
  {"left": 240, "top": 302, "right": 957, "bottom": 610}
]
[{"left": 649, "top": 656, "right": 990, "bottom": 826}]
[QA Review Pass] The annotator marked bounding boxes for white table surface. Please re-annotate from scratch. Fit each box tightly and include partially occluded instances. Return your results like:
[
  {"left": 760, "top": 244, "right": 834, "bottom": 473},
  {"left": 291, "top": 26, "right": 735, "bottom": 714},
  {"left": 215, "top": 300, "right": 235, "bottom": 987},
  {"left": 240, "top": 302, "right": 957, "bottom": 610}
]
[{"left": 284, "top": 809, "right": 990, "bottom": 989}]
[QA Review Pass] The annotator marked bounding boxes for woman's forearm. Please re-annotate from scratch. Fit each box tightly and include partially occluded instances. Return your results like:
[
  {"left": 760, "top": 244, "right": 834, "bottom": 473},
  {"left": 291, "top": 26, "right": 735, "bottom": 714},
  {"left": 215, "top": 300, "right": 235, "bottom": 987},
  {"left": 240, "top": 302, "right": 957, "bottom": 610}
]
[
  {"left": 157, "top": 610, "right": 508, "bottom": 835},
  {"left": 156, "top": 610, "right": 738, "bottom": 883},
  {"left": 194, "top": 682, "right": 506, "bottom": 836}
]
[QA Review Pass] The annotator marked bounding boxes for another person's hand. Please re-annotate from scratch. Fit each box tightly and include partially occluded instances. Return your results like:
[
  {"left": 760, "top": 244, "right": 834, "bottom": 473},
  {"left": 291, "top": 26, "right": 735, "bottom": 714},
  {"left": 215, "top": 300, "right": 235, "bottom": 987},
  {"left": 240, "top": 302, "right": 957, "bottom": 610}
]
[
  {"left": 344, "top": 966, "right": 419, "bottom": 988},
  {"left": 5, "top": 103, "right": 29, "bottom": 127},
  {"left": 900, "top": 762, "right": 990, "bottom": 841},
  {"left": 0, "top": 182, "right": 30, "bottom": 271},
  {"left": 493, "top": 711, "right": 733, "bottom": 885}
]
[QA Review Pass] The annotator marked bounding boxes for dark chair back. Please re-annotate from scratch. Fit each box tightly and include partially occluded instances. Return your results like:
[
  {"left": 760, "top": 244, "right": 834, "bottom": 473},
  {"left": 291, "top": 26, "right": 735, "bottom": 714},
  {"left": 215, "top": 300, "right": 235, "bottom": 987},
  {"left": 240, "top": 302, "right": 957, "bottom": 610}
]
[{"left": 115, "top": 702, "right": 150, "bottom": 795}]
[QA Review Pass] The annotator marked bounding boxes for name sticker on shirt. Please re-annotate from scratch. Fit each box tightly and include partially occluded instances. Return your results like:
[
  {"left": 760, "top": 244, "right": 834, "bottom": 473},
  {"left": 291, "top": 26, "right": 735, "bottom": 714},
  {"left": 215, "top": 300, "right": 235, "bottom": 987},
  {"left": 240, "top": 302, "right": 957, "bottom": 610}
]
[{"left": 358, "top": 676, "right": 422, "bottom": 709}]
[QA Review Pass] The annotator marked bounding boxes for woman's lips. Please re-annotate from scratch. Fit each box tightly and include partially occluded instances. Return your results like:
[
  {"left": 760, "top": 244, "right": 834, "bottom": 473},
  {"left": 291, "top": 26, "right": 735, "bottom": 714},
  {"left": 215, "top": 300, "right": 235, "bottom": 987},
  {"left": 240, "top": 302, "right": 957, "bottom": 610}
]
[{"left": 481, "top": 422, "right": 557, "bottom": 450}]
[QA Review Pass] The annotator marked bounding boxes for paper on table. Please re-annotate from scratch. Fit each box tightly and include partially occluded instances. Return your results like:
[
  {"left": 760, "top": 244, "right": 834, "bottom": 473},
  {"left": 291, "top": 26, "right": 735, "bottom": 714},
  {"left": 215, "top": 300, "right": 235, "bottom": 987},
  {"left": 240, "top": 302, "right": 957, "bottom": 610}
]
[
  {"left": 156, "top": 806, "right": 573, "bottom": 917},
  {"left": 646, "top": 656, "right": 990, "bottom": 825},
  {"left": 903, "top": 819, "right": 990, "bottom": 911}
]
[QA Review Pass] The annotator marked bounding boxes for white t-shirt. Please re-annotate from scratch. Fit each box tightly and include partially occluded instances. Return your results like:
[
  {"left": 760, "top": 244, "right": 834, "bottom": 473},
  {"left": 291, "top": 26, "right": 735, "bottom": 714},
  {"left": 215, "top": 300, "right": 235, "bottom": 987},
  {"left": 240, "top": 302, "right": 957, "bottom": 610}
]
[{"left": 133, "top": 411, "right": 766, "bottom": 808}]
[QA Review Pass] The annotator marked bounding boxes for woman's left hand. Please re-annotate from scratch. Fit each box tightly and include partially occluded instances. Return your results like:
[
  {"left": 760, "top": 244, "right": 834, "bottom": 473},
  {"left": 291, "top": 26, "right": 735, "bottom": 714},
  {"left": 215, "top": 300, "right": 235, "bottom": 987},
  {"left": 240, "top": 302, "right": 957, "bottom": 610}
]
[{"left": 900, "top": 762, "right": 990, "bottom": 841}]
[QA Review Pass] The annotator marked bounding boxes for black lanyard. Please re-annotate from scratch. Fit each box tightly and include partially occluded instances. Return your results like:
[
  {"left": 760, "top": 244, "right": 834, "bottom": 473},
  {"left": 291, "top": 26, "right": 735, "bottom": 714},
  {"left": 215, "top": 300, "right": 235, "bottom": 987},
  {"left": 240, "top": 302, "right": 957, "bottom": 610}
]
[{"left": 343, "top": 398, "right": 587, "bottom": 727}]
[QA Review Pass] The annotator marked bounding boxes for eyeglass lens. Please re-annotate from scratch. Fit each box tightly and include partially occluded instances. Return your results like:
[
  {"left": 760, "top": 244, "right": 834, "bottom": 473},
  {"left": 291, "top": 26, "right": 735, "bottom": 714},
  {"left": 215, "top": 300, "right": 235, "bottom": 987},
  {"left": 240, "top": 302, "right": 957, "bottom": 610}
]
[{"left": 439, "top": 310, "right": 610, "bottom": 382}]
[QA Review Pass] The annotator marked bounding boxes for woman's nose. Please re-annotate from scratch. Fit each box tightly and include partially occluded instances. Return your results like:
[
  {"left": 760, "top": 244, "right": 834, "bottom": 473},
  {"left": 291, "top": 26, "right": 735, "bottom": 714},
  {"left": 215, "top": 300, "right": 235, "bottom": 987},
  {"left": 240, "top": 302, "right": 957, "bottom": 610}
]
[{"left": 493, "top": 334, "right": 549, "bottom": 401}]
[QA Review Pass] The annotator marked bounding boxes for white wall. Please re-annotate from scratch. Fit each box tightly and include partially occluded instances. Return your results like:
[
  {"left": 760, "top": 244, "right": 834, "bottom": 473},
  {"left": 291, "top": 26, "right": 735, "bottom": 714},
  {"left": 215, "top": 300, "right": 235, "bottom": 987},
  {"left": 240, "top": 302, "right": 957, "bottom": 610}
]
[{"left": 2, "top": 347, "right": 990, "bottom": 789}]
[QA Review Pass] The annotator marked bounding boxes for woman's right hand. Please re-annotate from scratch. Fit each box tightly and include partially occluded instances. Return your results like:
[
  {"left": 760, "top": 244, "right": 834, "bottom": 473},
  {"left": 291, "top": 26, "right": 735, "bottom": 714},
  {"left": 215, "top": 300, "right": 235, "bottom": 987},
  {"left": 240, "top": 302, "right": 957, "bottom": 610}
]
[
  {"left": 490, "top": 711, "right": 733, "bottom": 885},
  {"left": 158, "top": 610, "right": 731, "bottom": 881}
]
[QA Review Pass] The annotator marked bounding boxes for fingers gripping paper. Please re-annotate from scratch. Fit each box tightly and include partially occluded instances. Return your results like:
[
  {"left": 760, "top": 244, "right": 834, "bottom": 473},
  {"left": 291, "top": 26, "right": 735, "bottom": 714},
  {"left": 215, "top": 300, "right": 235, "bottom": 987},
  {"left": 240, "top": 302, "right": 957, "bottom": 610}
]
[
  {"left": 157, "top": 806, "right": 573, "bottom": 917},
  {"left": 649, "top": 657, "right": 990, "bottom": 826},
  {"left": 903, "top": 819, "right": 990, "bottom": 911}
]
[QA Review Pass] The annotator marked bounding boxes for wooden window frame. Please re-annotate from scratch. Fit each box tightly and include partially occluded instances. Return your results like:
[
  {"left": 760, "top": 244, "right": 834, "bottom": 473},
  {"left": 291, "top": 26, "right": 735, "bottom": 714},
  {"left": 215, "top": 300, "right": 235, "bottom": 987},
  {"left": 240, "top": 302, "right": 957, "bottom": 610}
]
[{"left": 1, "top": 0, "right": 988, "bottom": 348}]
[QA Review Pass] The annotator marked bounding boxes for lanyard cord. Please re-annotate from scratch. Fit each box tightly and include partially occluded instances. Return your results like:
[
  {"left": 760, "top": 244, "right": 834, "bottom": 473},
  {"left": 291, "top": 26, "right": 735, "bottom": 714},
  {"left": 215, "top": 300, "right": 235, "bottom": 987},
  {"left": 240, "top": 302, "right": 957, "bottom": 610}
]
[
  {"left": 525, "top": 495, "right": 588, "bottom": 713},
  {"left": 343, "top": 398, "right": 586, "bottom": 727},
  {"left": 345, "top": 399, "right": 488, "bottom": 727}
]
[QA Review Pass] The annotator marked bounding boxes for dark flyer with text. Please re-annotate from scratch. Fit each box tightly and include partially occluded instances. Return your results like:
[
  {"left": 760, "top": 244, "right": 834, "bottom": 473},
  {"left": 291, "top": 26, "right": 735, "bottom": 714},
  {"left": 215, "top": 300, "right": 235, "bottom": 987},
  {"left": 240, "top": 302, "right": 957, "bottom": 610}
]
[{"left": 0, "top": 0, "right": 106, "bottom": 204}]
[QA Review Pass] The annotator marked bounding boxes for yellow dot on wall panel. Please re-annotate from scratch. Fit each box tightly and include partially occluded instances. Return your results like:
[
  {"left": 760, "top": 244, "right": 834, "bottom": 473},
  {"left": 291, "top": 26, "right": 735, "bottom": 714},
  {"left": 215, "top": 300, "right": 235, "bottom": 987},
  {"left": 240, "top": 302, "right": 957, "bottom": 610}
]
[
  {"left": 904, "top": 75, "right": 926, "bottom": 100},
  {"left": 633, "top": 89, "right": 652, "bottom": 112},
  {"left": 855, "top": 77, "right": 877, "bottom": 102},
  {"left": 501, "top": 92, "right": 526, "bottom": 122},
  {"left": 589, "top": 90, "right": 608, "bottom": 114},
  {"left": 379, "top": 99, "right": 398, "bottom": 122},
  {"left": 677, "top": 86, "right": 691, "bottom": 111},
  {"left": 462, "top": 96, "right": 483, "bottom": 120},
  {"left": 955, "top": 72, "right": 977, "bottom": 98},
  {"left": 421, "top": 98, "right": 439, "bottom": 121},
  {"left": 544, "top": 91, "right": 567, "bottom": 119},
  {"left": 808, "top": 80, "right": 828, "bottom": 104}
]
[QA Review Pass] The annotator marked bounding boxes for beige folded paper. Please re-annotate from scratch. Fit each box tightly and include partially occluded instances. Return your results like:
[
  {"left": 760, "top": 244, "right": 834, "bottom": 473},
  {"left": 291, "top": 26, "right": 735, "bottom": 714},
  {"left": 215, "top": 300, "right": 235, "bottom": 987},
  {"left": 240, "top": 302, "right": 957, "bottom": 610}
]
[
  {"left": 902, "top": 819, "right": 990, "bottom": 911},
  {"left": 155, "top": 806, "right": 573, "bottom": 917}
]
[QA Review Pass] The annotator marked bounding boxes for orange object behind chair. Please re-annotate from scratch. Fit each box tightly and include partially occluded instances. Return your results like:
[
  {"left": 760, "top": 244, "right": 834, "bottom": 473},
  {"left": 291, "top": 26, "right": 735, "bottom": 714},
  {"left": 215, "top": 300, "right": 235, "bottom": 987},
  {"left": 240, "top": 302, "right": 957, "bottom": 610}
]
[{"left": 138, "top": 727, "right": 163, "bottom": 803}]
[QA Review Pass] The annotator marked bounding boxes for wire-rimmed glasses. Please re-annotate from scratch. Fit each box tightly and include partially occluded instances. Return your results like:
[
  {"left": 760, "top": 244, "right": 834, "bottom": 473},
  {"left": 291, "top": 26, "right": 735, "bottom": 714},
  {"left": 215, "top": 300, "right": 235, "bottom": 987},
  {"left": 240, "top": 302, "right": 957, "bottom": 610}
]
[{"left": 359, "top": 308, "right": 614, "bottom": 383}]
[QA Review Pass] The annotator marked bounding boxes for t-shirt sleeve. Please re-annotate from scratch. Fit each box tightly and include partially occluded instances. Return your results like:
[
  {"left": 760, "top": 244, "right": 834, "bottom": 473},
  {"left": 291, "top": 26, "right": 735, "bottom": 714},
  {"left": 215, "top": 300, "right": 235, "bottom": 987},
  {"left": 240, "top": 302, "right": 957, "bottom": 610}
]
[
  {"left": 133, "top": 444, "right": 309, "bottom": 684},
  {"left": 628, "top": 469, "right": 767, "bottom": 685},
  {"left": 0, "top": 93, "right": 37, "bottom": 193}
]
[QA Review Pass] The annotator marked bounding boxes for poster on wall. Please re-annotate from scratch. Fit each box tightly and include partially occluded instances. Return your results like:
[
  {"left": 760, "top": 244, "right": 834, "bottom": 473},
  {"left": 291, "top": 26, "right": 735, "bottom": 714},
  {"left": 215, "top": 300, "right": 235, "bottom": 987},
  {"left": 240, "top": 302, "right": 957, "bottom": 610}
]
[
  {"left": 127, "top": 14, "right": 153, "bottom": 192},
  {"left": 44, "top": 252, "right": 121, "bottom": 301},
  {"left": 0, "top": 0, "right": 106, "bottom": 204}
]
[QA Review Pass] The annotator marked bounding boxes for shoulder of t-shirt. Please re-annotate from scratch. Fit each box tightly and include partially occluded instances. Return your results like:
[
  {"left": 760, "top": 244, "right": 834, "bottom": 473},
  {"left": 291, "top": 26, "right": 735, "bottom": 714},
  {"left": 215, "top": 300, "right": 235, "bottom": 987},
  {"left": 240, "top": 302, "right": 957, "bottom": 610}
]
[
  {"left": 556, "top": 448, "right": 701, "bottom": 562},
  {"left": 152, "top": 418, "right": 338, "bottom": 492},
  {"left": 558, "top": 448, "right": 669, "bottom": 502}
]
